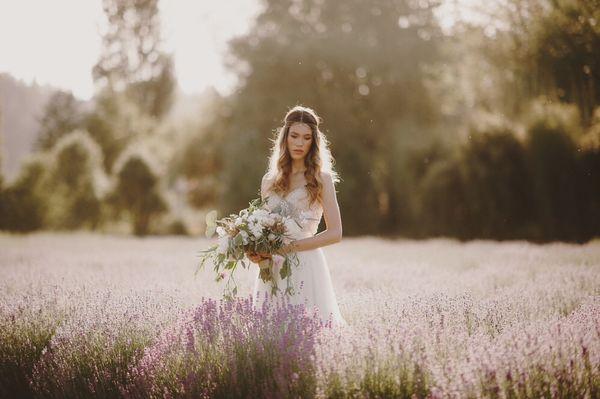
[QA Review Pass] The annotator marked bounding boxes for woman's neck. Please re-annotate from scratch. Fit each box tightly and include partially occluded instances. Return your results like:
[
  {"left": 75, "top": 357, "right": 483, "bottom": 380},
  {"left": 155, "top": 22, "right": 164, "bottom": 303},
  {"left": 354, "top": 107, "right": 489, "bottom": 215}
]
[{"left": 291, "top": 159, "right": 306, "bottom": 175}]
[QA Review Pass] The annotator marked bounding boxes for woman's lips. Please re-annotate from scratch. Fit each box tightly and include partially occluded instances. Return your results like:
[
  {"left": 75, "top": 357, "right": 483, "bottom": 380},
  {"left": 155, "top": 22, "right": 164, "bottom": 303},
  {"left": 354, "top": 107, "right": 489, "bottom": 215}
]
[{"left": 293, "top": 150, "right": 303, "bottom": 154}]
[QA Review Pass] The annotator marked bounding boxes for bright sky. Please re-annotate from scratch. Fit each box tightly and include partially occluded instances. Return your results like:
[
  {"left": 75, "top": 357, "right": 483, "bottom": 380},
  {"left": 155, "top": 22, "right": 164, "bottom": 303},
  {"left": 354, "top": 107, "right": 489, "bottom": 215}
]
[
  {"left": 0, "top": 0, "right": 262, "bottom": 100},
  {"left": 0, "top": 1, "right": 480, "bottom": 101}
]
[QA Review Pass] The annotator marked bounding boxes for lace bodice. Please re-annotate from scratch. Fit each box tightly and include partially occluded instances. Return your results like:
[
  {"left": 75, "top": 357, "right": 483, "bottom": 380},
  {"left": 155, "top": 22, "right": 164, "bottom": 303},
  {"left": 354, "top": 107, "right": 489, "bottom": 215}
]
[{"left": 265, "top": 185, "right": 323, "bottom": 239}]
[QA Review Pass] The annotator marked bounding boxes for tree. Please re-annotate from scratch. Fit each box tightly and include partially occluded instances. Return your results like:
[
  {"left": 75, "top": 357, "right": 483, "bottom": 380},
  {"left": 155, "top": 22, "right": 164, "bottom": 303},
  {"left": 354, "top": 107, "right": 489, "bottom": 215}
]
[
  {"left": 170, "top": 92, "right": 230, "bottom": 209},
  {"left": 524, "top": 101, "right": 582, "bottom": 241},
  {"left": 85, "top": 90, "right": 155, "bottom": 172},
  {"left": 528, "top": 0, "right": 600, "bottom": 126},
  {"left": 455, "top": 0, "right": 600, "bottom": 126},
  {"left": 417, "top": 153, "right": 469, "bottom": 238},
  {"left": 92, "top": 0, "right": 176, "bottom": 119},
  {"left": 214, "top": 0, "right": 445, "bottom": 234},
  {"left": 35, "top": 90, "right": 85, "bottom": 151},
  {"left": 177, "top": 129, "right": 224, "bottom": 208},
  {"left": 0, "top": 103, "right": 3, "bottom": 188},
  {"left": 458, "top": 127, "right": 533, "bottom": 239},
  {"left": 0, "top": 155, "right": 48, "bottom": 232},
  {"left": 44, "top": 130, "right": 107, "bottom": 229},
  {"left": 108, "top": 148, "right": 167, "bottom": 235}
]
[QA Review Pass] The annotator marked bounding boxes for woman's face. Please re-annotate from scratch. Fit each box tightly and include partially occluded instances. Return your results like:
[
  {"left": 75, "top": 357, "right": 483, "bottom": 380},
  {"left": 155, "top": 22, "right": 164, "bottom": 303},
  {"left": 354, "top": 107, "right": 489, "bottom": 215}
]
[{"left": 287, "top": 122, "right": 313, "bottom": 161}]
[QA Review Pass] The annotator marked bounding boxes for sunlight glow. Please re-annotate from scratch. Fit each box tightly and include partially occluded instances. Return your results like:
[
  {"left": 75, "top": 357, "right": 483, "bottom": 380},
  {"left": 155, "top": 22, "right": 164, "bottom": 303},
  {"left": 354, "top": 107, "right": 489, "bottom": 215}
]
[{"left": 0, "top": 0, "right": 262, "bottom": 100}]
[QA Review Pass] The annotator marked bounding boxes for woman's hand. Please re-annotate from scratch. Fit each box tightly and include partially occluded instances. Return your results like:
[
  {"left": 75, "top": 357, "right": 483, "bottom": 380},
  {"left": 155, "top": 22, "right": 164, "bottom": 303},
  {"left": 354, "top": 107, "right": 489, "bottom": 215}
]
[
  {"left": 246, "top": 250, "right": 272, "bottom": 264},
  {"left": 277, "top": 241, "right": 297, "bottom": 256}
]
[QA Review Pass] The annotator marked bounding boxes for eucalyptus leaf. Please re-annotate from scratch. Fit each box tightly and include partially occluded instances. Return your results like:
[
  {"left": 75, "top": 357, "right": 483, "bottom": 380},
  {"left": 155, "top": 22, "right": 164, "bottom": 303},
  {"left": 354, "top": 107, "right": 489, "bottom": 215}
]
[{"left": 233, "top": 232, "right": 244, "bottom": 246}]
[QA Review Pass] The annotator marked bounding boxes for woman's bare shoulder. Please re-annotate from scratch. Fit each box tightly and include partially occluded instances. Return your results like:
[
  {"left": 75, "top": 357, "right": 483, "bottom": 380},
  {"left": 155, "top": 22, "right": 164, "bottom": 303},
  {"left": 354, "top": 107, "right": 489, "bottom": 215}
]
[
  {"left": 319, "top": 171, "right": 335, "bottom": 188},
  {"left": 319, "top": 171, "right": 332, "bottom": 181},
  {"left": 262, "top": 173, "right": 275, "bottom": 186},
  {"left": 261, "top": 174, "right": 275, "bottom": 196}
]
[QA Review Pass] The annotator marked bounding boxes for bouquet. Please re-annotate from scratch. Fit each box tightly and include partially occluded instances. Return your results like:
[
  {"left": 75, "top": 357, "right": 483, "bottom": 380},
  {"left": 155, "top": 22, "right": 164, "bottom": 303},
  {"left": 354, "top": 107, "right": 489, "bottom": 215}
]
[{"left": 196, "top": 196, "right": 309, "bottom": 300}]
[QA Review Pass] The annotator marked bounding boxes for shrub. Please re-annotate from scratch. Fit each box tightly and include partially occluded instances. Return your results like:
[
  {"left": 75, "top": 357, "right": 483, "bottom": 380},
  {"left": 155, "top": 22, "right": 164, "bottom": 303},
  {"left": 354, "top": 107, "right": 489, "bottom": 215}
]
[
  {"left": 108, "top": 147, "right": 167, "bottom": 236},
  {"left": 0, "top": 155, "right": 48, "bottom": 232},
  {"left": 524, "top": 103, "right": 582, "bottom": 241},
  {"left": 458, "top": 127, "right": 533, "bottom": 239}
]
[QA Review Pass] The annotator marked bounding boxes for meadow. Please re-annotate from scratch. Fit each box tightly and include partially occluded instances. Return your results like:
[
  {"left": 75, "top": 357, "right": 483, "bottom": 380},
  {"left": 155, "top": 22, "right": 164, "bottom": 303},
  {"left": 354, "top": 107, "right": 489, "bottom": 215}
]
[{"left": 0, "top": 232, "right": 598, "bottom": 398}]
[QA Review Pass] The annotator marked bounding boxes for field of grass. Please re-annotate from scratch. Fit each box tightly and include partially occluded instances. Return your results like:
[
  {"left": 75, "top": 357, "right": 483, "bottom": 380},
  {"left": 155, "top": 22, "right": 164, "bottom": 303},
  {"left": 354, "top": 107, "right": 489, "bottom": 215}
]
[{"left": 1, "top": 232, "right": 599, "bottom": 398}]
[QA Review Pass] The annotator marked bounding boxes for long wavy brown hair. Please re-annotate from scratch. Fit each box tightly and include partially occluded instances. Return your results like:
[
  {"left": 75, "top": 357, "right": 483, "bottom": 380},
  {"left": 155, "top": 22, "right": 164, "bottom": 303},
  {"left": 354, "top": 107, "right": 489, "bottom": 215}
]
[{"left": 264, "top": 105, "right": 340, "bottom": 206}]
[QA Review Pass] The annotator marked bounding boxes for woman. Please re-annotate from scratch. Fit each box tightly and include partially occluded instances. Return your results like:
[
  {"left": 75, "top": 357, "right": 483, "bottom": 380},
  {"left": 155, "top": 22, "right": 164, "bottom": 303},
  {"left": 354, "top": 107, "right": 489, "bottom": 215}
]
[{"left": 247, "top": 105, "right": 348, "bottom": 328}]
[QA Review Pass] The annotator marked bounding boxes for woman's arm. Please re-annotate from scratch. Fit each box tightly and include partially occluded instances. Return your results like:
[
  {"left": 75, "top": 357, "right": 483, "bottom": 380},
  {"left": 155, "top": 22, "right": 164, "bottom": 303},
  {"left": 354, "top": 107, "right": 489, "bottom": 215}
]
[{"left": 280, "top": 171, "right": 342, "bottom": 254}]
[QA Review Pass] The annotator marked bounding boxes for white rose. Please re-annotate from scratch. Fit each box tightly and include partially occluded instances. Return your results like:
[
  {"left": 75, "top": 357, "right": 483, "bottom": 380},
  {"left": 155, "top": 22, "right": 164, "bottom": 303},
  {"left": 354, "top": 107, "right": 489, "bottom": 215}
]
[
  {"left": 253, "top": 209, "right": 269, "bottom": 222},
  {"left": 252, "top": 225, "right": 264, "bottom": 239},
  {"left": 217, "top": 235, "right": 229, "bottom": 254},
  {"left": 259, "top": 219, "right": 269, "bottom": 228}
]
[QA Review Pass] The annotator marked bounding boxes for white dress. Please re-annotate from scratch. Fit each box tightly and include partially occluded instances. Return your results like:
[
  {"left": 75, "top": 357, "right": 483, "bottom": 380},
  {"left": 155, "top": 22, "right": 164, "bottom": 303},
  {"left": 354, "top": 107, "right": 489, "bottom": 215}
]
[{"left": 251, "top": 185, "right": 348, "bottom": 329}]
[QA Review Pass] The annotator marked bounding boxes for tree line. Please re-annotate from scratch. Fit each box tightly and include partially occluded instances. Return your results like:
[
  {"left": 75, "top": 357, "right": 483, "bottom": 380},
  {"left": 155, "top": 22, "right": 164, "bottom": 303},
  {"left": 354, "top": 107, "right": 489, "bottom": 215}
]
[{"left": 1, "top": 0, "right": 598, "bottom": 241}]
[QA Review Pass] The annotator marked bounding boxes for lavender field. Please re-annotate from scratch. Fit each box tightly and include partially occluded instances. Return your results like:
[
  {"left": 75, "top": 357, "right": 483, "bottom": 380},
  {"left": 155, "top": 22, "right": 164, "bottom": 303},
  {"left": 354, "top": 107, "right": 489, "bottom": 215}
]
[{"left": 0, "top": 232, "right": 599, "bottom": 398}]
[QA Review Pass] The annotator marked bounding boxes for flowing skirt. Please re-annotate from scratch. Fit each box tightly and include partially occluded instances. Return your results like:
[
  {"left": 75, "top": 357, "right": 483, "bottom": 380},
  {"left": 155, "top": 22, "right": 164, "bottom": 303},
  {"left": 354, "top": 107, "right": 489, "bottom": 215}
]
[{"left": 252, "top": 247, "right": 348, "bottom": 329}]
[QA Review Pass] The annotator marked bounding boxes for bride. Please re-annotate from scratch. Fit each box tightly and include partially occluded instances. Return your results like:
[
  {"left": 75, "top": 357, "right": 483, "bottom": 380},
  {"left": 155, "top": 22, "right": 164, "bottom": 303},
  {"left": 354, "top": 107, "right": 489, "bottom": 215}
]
[{"left": 247, "top": 105, "right": 348, "bottom": 329}]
